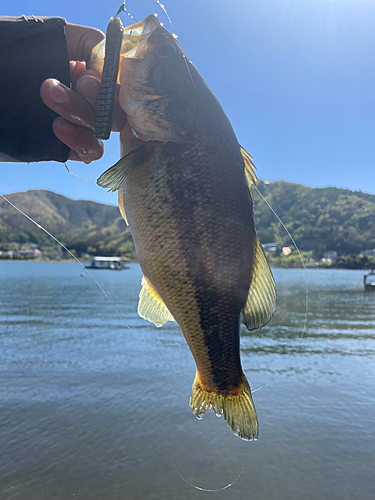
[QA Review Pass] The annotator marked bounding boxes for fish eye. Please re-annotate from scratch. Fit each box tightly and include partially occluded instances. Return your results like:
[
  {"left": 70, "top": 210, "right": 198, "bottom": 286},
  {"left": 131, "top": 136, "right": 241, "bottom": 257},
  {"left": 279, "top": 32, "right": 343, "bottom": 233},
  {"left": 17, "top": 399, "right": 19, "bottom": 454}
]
[{"left": 157, "top": 43, "right": 176, "bottom": 58}]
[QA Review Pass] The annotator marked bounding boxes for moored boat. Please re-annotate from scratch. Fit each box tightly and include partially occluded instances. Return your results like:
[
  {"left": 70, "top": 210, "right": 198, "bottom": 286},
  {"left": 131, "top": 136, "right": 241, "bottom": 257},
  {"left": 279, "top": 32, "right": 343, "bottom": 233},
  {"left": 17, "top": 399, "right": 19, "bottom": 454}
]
[
  {"left": 85, "top": 256, "right": 128, "bottom": 270},
  {"left": 364, "top": 270, "right": 375, "bottom": 292}
]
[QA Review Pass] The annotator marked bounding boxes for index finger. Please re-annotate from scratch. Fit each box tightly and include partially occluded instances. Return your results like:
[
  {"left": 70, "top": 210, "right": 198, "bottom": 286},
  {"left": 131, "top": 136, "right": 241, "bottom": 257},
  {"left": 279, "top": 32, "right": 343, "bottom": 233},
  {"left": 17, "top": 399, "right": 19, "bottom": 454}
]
[{"left": 65, "top": 23, "right": 104, "bottom": 61}]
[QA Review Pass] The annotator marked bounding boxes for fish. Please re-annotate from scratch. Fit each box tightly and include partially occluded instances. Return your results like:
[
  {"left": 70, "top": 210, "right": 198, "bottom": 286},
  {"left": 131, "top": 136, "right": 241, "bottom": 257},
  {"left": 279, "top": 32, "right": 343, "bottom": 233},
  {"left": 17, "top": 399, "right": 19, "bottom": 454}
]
[{"left": 94, "top": 14, "right": 276, "bottom": 440}]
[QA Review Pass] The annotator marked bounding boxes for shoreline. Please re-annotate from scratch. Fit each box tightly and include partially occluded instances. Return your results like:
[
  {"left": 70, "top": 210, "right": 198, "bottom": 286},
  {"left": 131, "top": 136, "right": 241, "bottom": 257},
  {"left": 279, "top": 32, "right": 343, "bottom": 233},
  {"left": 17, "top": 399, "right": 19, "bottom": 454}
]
[{"left": 0, "top": 260, "right": 371, "bottom": 270}]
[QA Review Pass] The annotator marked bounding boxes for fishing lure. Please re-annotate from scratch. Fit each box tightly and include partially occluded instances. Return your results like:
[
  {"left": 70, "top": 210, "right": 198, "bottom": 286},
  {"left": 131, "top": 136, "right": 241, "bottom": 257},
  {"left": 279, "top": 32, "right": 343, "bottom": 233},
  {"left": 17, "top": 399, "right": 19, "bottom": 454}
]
[{"left": 94, "top": 16, "right": 123, "bottom": 140}]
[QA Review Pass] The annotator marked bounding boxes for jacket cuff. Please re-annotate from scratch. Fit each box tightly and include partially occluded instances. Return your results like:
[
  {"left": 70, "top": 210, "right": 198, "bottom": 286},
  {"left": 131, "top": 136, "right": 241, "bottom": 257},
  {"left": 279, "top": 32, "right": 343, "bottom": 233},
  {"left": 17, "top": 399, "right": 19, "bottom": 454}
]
[{"left": 0, "top": 16, "right": 70, "bottom": 162}]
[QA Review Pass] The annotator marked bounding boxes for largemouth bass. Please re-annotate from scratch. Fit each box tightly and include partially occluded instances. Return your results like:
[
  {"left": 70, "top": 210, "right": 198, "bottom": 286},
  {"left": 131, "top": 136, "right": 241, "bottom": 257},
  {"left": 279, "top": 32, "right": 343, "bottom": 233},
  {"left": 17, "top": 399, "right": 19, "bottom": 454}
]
[{"left": 94, "top": 14, "right": 276, "bottom": 440}]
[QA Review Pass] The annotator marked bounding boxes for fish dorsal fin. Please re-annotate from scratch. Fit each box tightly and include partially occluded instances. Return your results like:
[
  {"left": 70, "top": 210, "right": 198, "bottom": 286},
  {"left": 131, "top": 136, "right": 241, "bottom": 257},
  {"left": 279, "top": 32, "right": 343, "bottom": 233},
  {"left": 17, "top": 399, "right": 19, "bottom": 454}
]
[
  {"left": 138, "top": 276, "right": 175, "bottom": 327},
  {"left": 240, "top": 146, "right": 257, "bottom": 198},
  {"left": 97, "top": 146, "right": 147, "bottom": 192},
  {"left": 118, "top": 188, "right": 128, "bottom": 225},
  {"left": 240, "top": 146, "right": 275, "bottom": 328},
  {"left": 242, "top": 236, "right": 276, "bottom": 331}
]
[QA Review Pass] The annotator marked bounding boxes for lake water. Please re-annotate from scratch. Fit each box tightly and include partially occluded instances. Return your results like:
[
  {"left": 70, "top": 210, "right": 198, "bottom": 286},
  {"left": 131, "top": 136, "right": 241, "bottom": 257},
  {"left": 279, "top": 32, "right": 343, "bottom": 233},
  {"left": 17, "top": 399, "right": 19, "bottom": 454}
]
[{"left": 0, "top": 262, "right": 374, "bottom": 499}]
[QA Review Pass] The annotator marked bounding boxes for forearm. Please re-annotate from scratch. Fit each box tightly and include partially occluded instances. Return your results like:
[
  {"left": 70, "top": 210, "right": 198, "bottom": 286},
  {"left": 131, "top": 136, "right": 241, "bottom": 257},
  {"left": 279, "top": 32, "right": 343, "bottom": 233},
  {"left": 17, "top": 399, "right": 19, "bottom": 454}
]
[{"left": 0, "top": 16, "right": 70, "bottom": 162}]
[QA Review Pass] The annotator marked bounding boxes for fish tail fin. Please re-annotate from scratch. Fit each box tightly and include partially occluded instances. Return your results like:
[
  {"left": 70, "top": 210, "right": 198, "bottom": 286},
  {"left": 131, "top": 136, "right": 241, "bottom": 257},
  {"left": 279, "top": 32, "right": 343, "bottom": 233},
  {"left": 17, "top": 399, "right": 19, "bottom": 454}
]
[{"left": 189, "top": 372, "right": 258, "bottom": 441}]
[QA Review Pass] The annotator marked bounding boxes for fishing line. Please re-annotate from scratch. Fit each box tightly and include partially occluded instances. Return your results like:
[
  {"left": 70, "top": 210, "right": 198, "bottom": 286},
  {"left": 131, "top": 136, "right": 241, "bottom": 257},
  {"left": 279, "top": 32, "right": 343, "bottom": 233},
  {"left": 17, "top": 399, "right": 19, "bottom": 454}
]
[
  {"left": 263, "top": 181, "right": 285, "bottom": 248},
  {"left": 181, "top": 36, "right": 309, "bottom": 394},
  {"left": 154, "top": 0, "right": 174, "bottom": 30},
  {"left": 249, "top": 185, "right": 309, "bottom": 393},
  {"left": 179, "top": 34, "right": 309, "bottom": 394},
  {"left": 173, "top": 456, "right": 245, "bottom": 492},
  {"left": 64, "top": 163, "right": 96, "bottom": 182},
  {"left": 115, "top": 1, "right": 140, "bottom": 25},
  {"left": 0, "top": 193, "right": 190, "bottom": 383},
  {"left": 1, "top": 188, "right": 245, "bottom": 491},
  {"left": 172, "top": 411, "right": 245, "bottom": 492},
  {"left": 116, "top": 0, "right": 174, "bottom": 30},
  {"left": 3, "top": 15, "right": 305, "bottom": 491}
]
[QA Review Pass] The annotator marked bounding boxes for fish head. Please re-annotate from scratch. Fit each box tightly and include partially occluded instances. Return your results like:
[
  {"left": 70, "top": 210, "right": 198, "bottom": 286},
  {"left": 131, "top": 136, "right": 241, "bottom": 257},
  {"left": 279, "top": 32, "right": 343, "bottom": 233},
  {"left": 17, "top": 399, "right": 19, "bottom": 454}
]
[
  {"left": 88, "top": 22, "right": 146, "bottom": 82},
  {"left": 118, "top": 15, "right": 197, "bottom": 142}
]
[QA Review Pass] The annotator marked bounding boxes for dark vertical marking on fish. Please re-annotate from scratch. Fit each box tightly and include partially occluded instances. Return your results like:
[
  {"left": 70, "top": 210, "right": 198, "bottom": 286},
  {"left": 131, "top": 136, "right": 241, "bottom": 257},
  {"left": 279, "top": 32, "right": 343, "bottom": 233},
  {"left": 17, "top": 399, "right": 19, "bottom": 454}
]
[
  {"left": 193, "top": 285, "right": 243, "bottom": 391},
  {"left": 160, "top": 132, "right": 250, "bottom": 393},
  {"left": 94, "top": 17, "right": 123, "bottom": 140}
]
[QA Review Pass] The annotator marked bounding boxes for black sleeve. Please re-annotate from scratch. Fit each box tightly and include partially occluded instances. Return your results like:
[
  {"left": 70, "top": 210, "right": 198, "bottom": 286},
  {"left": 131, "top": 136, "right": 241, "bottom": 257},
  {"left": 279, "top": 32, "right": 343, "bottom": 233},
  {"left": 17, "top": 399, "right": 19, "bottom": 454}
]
[{"left": 0, "top": 16, "right": 70, "bottom": 163}]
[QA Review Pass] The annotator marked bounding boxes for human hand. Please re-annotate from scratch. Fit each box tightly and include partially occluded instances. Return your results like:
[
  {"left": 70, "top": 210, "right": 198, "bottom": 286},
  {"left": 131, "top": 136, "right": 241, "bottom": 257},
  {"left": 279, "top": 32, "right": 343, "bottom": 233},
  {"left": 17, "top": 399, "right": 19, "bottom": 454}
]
[{"left": 40, "top": 23, "right": 127, "bottom": 164}]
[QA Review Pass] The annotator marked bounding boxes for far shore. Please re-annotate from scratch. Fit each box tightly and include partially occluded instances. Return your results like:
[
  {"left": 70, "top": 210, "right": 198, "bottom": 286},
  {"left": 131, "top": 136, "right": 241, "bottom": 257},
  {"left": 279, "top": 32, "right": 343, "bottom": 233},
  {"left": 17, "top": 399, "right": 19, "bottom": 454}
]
[
  {"left": 0, "top": 258, "right": 138, "bottom": 264},
  {"left": 0, "top": 259, "right": 372, "bottom": 271}
]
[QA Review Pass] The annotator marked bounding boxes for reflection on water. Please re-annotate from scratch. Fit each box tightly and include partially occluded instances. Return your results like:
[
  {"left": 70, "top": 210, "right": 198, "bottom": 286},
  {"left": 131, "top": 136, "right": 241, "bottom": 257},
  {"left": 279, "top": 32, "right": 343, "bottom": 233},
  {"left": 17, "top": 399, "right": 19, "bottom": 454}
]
[{"left": 0, "top": 263, "right": 374, "bottom": 499}]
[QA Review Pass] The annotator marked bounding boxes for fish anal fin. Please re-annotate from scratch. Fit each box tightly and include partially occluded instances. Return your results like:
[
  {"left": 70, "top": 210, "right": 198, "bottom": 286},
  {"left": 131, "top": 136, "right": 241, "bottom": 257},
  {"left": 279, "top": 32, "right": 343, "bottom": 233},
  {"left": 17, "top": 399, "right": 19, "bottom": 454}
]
[
  {"left": 97, "top": 146, "right": 147, "bottom": 192},
  {"left": 138, "top": 276, "right": 175, "bottom": 327},
  {"left": 242, "top": 236, "right": 276, "bottom": 331},
  {"left": 190, "top": 371, "right": 258, "bottom": 441},
  {"left": 118, "top": 188, "right": 128, "bottom": 225}
]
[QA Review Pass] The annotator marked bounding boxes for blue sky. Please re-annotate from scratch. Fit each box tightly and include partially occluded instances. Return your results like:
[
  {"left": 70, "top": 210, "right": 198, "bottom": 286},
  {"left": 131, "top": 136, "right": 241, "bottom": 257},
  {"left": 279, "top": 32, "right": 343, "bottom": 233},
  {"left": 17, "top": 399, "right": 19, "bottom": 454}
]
[{"left": 1, "top": 0, "right": 375, "bottom": 205}]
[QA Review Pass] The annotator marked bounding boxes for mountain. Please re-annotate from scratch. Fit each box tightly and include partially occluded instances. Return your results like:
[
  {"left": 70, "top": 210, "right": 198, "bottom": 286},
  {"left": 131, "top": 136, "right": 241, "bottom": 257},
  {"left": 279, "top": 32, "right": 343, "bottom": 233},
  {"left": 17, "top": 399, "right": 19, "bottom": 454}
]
[
  {"left": 253, "top": 181, "right": 375, "bottom": 256},
  {"left": 0, "top": 190, "right": 134, "bottom": 257},
  {"left": 1, "top": 182, "right": 375, "bottom": 258}
]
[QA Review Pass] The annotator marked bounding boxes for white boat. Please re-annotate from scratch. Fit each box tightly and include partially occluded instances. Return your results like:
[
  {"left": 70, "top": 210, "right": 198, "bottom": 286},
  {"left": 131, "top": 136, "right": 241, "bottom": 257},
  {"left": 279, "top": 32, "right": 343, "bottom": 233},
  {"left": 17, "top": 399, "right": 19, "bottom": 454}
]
[
  {"left": 364, "top": 270, "right": 375, "bottom": 292},
  {"left": 85, "top": 256, "right": 128, "bottom": 270}
]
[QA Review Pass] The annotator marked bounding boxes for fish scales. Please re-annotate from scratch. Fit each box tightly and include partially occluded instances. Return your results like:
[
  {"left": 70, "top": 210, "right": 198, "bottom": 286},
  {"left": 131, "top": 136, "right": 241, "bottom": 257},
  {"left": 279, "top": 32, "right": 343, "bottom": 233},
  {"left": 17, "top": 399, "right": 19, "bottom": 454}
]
[
  {"left": 95, "top": 14, "right": 276, "bottom": 440},
  {"left": 123, "top": 121, "right": 255, "bottom": 392}
]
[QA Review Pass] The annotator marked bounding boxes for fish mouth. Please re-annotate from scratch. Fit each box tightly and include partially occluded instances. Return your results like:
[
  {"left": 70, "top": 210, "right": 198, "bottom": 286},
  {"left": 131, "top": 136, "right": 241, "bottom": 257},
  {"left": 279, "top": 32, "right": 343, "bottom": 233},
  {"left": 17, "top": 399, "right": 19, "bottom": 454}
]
[
  {"left": 88, "top": 14, "right": 163, "bottom": 72},
  {"left": 122, "top": 14, "right": 161, "bottom": 37},
  {"left": 120, "top": 14, "right": 162, "bottom": 60}
]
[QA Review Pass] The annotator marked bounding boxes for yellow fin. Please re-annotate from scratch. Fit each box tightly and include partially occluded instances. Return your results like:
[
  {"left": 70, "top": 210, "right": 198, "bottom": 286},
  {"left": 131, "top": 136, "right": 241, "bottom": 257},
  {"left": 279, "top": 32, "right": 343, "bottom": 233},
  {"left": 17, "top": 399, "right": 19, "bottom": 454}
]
[
  {"left": 240, "top": 146, "right": 257, "bottom": 199},
  {"left": 190, "top": 372, "right": 258, "bottom": 441},
  {"left": 118, "top": 189, "right": 128, "bottom": 225},
  {"left": 138, "top": 276, "right": 175, "bottom": 327},
  {"left": 242, "top": 236, "right": 276, "bottom": 331},
  {"left": 97, "top": 147, "right": 147, "bottom": 192}
]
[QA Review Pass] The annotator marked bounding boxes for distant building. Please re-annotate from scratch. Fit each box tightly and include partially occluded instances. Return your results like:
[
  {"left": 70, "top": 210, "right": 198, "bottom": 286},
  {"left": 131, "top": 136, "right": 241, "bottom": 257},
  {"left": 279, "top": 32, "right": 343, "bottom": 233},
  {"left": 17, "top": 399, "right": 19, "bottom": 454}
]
[
  {"left": 361, "top": 248, "right": 375, "bottom": 258},
  {"left": 14, "top": 249, "right": 42, "bottom": 258},
  {"left": 262, "top": 242, "right": 279, "bottom": 253},
  {"left": 321, "top": 250, "right": 338, "bottom": 263}
]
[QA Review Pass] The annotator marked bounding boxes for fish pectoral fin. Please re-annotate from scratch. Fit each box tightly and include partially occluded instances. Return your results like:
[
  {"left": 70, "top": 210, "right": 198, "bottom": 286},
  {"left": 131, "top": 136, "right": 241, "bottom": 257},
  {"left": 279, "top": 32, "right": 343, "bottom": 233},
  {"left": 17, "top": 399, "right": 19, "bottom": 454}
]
[
  {"left": 240, "top": 146, "right": 257, "bottom": 199},
  {"left": 118, "top": 189, "right": 128, "bottom": 225},
  {"left": 138, "top": 276, "right": 175, "bottom": 327},
  {"left": 242, "top": 236, "right": 276, "bottom": 331},
  {"left": 97, "top": 146, "right": 147, "bottom": 192},
  {"left": 190, "top": 372, "right": 258, "bottom": 441}
]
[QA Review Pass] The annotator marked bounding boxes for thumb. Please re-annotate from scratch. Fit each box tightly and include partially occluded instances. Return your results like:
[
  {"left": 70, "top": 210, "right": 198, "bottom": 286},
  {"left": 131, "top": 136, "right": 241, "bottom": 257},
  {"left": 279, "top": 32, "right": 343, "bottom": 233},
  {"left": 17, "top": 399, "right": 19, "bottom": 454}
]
[{"left": 65, "top": 23, "right": 104, "bottom": 61}]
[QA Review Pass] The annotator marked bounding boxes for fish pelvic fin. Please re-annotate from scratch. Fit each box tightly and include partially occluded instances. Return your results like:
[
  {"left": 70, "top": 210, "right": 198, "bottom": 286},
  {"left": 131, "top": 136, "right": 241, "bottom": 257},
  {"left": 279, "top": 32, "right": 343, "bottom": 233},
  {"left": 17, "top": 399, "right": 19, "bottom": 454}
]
[
  {"left": 138, "top": 276, "right": 175, "bottom": 327},
  {"left": 242, "top": 236, "right": 276, "bottom": 331},
  {"left": 189, "top": 372, "right": 258, "bottom": 441},
  {"left": 97, "top": 146, "right": 147, "bottom": 192}
]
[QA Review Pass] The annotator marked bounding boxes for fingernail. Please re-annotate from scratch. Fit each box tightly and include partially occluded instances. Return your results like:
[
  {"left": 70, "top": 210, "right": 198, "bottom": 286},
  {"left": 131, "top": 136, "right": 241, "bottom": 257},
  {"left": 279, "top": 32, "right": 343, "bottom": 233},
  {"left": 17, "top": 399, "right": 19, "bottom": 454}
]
[
  {"left": 50, "top": 80, "right": 69, "bottom": 104},
  {"left": 77, "top": 153, "right": 92, "bottom": 164},
  {"left": 56, "top": 119, "right": 73, "bottom": 136},
  {"left": 77, "top": 141, "right": 103, "bottom": 163},
  {"left": 79, "top": 77, "right": 100, "bottom": 100}
]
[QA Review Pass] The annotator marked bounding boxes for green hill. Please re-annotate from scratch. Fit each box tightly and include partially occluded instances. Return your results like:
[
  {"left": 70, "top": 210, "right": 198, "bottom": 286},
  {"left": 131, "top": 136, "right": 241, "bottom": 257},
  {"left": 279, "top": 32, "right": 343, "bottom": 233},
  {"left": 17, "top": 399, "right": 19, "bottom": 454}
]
[
  {"left": 0, "top": 190, "right": 134, "bottom": 257},
  {"left": 253, "top": 181, "right": 375, "bottom": 257},
  {"left": 0, "top": 182, "right": 374, "bottom": 259}
]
